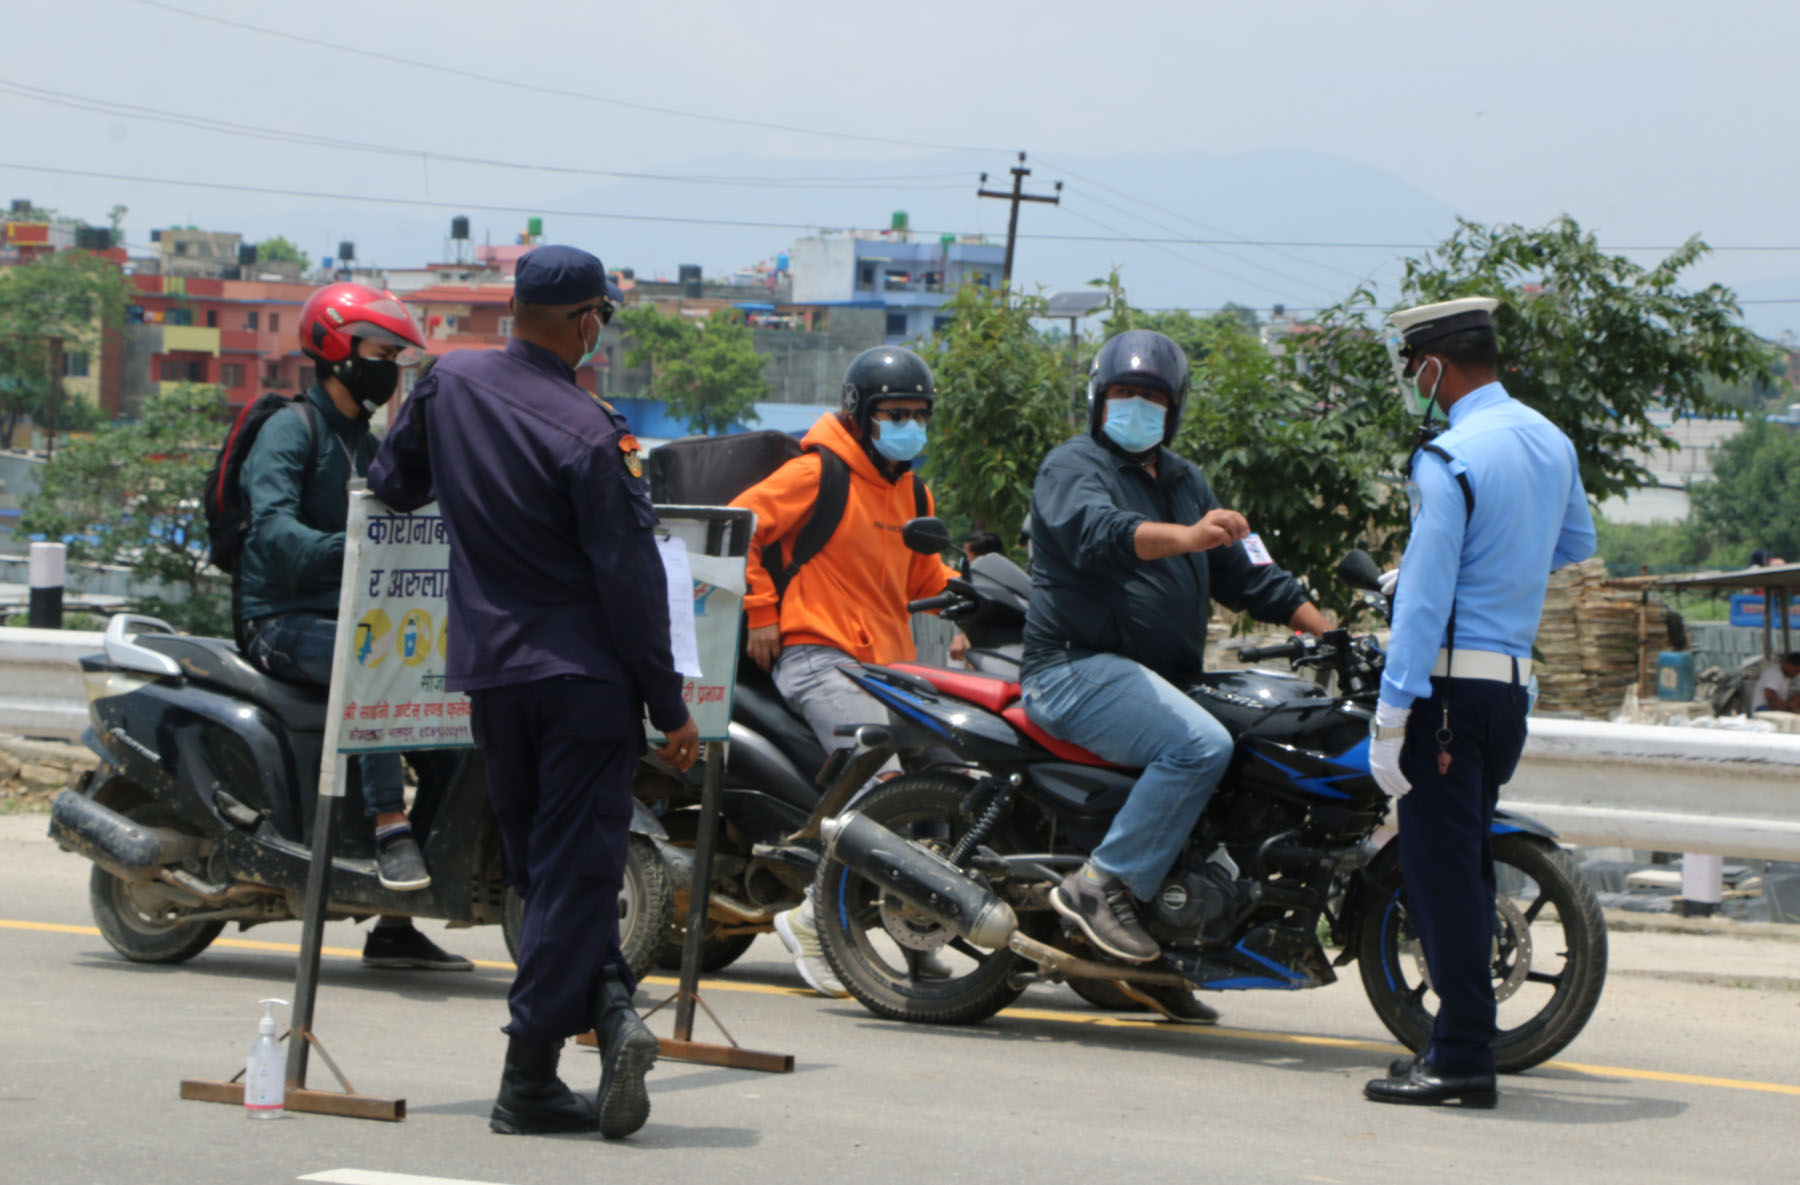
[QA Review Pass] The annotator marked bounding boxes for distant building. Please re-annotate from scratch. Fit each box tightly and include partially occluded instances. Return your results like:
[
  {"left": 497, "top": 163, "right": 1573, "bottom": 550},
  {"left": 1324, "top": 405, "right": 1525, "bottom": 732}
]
[
  {"left": 788, "top": 228, "right": 1004, "bottom": 343},
  {"left": 120, "top": 274, "right": 316, "bottom": 415}
]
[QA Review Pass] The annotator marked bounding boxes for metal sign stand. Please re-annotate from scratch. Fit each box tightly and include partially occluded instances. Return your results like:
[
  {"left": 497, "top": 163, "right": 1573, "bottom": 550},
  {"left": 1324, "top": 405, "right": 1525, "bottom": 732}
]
[
  {"left": 582, "top": 506, "right": 792, "bottom": 1074},
  {"left": 181, "top": 499, "right": 404, "bottom": 1121}
]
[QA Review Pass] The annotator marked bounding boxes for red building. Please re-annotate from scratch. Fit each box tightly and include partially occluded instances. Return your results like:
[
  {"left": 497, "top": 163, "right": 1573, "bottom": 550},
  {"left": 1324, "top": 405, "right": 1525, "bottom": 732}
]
[{"left": 123, "top": 274, "right": 315, "bottom": 413}]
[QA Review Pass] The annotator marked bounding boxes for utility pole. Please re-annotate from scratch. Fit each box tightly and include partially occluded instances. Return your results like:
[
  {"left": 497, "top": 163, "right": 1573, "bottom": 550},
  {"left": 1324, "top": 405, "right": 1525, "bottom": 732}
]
[{"left": 977, "top": 152, "right": 1061, "bottom": 290}]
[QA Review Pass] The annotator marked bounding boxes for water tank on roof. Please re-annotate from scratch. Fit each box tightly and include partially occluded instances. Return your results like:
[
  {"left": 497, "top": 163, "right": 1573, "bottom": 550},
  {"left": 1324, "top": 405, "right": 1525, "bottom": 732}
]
[
  {"left": 679, "top": 264, "right": 702, "bottom": 299},
  {"left": 338, "top": 240, "right": 356, "bottom": 262},
  {"left": 238, "top": 244, "right": 258, "bottom": 265},
  {"left": 527, "top": 216, "right": 543, "bottom": 238},
  {"left": 451, "top": 216, "right": 470, "bottom": 241},
  {"left": 892, "top": 210, "right": 908, "bottom": 231}
]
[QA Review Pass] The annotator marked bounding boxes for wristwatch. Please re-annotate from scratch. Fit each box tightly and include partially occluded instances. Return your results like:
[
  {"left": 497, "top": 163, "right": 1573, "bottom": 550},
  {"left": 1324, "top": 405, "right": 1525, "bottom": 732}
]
[{"left": 1369, "top": 718, "right": 1407, "bottom": 742}]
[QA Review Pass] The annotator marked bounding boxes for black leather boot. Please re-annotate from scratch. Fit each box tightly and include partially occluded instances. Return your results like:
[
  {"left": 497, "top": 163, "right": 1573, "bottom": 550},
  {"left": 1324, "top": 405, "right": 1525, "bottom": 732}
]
[
  {"left": 592, "top": 967, "right": 659, "bottom": 1139},
  {"left": 489, "top": 1036, "right": 598, "bottom": 1135}
]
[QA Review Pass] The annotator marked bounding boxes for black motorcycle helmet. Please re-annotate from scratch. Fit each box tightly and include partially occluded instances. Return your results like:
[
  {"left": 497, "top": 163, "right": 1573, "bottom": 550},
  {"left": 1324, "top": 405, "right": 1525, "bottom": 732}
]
[
  {"left": 841, "top": 345, "right": 936, "bottom": 437},
  {"left": 1087, "top": 329, "right": 1191, "bottom": 454}
]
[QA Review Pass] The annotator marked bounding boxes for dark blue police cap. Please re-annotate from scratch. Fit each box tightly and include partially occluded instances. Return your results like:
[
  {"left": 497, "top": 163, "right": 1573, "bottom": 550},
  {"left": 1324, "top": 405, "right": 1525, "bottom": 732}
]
[{"left": 514, "top": 245, "right": 625, "bottom": 306}]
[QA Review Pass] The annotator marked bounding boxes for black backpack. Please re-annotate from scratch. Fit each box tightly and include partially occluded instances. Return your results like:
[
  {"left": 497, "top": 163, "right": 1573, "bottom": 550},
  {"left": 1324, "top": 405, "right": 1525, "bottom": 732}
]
[
  {"left": 202, "top": 392, "right": 318, "bottom": 577},
  {"left": 645, "top": 428, "right": 928, "bottom": 597}
]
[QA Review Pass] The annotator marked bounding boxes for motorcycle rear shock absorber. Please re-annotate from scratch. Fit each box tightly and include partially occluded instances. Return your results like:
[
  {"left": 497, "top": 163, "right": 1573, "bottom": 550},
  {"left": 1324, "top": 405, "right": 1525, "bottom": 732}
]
[{"left": 947, "top": 774, "right": 1021, "bottom": 868}]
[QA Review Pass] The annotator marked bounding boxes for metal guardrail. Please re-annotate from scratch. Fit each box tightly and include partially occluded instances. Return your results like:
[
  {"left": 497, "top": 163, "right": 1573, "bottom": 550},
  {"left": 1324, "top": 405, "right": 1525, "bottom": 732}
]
[
  {"left": 4, "top": 625, "right": 1798, "bottom": 858},
  {"left": 0, "top": 626, "right": 102, "bottom": 741}
]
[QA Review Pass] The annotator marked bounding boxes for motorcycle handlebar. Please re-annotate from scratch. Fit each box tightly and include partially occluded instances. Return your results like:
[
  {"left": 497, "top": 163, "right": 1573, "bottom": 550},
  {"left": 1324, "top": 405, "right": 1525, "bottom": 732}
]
[
  {"left": 1236, "top": 638, "right": 1310, "bottom": 663},
  {"left": 908, "top": 593, "right": 958, "bottom": 614}
]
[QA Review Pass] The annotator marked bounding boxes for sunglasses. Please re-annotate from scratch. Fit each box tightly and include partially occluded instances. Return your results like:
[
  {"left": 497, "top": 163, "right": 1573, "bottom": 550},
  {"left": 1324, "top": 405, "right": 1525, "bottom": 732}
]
[
  {"left": 872, "top": 407, "right": 933, "bottom": 424},
  {"left": 567, "top": 299, "right": 616, "bottom": 327}
]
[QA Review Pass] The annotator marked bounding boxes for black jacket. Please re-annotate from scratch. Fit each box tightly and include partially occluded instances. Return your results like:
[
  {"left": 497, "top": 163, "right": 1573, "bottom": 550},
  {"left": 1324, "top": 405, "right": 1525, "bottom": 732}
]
[{"left": 1021, "top": 433, "right": 1308, "bottom": 684}]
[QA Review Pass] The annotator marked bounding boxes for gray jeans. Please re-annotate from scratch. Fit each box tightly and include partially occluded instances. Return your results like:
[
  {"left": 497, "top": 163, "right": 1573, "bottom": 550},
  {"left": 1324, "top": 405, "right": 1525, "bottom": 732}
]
[{"left": 772, "top": 644, "right": 901, "bottom": 777}]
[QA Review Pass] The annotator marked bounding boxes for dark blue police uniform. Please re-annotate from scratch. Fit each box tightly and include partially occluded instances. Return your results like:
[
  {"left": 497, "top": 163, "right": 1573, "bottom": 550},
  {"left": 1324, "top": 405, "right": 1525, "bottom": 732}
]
[{"left": 369, "top": 331, "right": 687, "bottom": 1044}]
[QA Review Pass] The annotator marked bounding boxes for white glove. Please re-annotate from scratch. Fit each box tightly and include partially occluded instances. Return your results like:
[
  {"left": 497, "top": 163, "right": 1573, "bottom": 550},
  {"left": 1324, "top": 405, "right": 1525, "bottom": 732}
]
[
  {"left": 1369, "top": 702, "right": 1411, "bottom": 799},
  {"left": 1377, "top": 568, "right": 1400, "bottom": 598}
]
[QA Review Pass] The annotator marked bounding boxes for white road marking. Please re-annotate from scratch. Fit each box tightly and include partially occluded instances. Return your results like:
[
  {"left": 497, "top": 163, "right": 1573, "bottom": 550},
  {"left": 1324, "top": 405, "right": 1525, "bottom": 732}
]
[{"left": 299, "top": 1171, "right": 519, "bottom": 1185}]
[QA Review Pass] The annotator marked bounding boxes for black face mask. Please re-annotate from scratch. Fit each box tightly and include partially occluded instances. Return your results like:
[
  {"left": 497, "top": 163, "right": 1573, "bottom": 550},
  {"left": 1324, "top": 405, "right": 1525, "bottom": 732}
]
[{"left": 338, "top": 357, "right": 400, "bottom": 415}]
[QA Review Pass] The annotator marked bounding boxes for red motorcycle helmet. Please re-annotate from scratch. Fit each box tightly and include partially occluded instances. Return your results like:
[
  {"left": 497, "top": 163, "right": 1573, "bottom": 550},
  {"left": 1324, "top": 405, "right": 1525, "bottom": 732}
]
[{"left": 298, "top": 282, "right": 426, "bottom": 365}]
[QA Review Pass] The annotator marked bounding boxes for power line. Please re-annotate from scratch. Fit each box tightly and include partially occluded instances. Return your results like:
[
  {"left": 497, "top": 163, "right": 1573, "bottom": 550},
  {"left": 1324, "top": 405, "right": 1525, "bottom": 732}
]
[
  {"left": 1062, "top": 181, "right": 1340, "bottom": 300},
  {"left": 1058, "top": 203, "right": 1292, "bottom": 303},
  {"left": 0, "top": 160, "right": 906, "bottom": 235},
  {"left": 125, "top": 0, "right": 1001, "bottom": 155},
  {"left": 0, "top": 77, "right": 973, "bottom": 191},
  {"left": 1036, "top": 153, "right": 1377, "bottom": 286}
]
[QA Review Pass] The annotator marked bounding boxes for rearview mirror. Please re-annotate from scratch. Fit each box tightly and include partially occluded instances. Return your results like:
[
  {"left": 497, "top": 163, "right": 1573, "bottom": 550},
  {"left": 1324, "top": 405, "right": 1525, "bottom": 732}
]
[
  {"left": 1337, "top": 549, "right": 1383, "bottom": 592},
  {"left": 901, "top": 517, "right": 953, "bottom": 556}
]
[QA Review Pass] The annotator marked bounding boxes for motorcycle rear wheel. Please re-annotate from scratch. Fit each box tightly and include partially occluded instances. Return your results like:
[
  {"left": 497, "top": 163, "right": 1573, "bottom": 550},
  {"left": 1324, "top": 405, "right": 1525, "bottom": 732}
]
[
  {"left": 1357, "top": 831, "right": 1608, "bottom": 1074},
  {"left": 88, "top": 804, "right": 224, "bottom": 965},
  {"left": 815, "top": 774, "right": 1030, "bottom": 1025},
  {"left": 500, "top": 833, "right": 672, "bottom": 981}
]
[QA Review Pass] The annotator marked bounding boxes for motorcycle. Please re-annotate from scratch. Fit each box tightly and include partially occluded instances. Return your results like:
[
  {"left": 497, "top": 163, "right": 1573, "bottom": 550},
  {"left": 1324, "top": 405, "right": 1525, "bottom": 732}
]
[
  {"left": 632, "top": 542, "right": 1029, "bottom": 972},
  {"left": 48, "top": 613, "right": 676, "bottom": 973},
  {"left": 808, "top": 542, "right": 1609, "bottom": 1073}
]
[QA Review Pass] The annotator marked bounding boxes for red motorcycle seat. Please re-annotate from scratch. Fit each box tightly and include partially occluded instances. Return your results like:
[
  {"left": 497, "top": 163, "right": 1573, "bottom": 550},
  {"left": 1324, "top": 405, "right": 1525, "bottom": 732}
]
[
  {"left": 889, "top": 663, "right": 1021, "bottom": 713},
  {"left": 1000, "top": 706, "right": 1127, "bottom": 769}
]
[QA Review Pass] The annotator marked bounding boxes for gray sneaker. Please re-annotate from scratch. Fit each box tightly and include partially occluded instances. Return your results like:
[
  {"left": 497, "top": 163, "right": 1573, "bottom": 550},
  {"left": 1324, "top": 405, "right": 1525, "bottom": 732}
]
[{"left": 1050, "top": 864, "right": 1160, "bottom": 963}]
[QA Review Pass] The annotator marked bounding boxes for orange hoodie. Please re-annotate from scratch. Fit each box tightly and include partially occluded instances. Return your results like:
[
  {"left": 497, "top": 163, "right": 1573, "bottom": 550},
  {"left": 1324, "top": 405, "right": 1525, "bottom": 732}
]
[{"left": 731, "top": 413, "right": 957, "bottom": 664}]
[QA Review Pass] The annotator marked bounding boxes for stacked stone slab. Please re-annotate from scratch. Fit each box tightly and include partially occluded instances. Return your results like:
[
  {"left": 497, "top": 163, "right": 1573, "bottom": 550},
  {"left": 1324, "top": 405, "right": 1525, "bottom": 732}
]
[{"left": 1535, "top": 558, "right": 1671, "bottom": 718}]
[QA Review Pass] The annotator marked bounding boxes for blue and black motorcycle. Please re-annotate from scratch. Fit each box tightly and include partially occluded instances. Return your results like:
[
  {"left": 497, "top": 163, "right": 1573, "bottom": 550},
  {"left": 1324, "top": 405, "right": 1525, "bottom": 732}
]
[{"left": 811, "top": 541, "right": 1607, "bottom": 1074}]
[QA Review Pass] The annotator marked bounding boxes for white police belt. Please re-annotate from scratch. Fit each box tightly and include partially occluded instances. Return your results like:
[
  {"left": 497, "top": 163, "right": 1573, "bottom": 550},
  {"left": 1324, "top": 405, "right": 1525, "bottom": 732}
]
[{"left": 1432, "top": 648, "right": 1530, "bottom": 684}]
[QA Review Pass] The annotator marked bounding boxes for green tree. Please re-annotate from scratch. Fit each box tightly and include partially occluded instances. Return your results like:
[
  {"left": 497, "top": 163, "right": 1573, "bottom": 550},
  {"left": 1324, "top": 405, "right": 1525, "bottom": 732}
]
[
  {"left": 0, "top": 249, "right": 134, "bottom": 447},
  {"left": 616, "top": 305, "right": 765, "bottom": 434},
  {"left": 1102, "top": 276, "right": 1410, "bottom": 618},
  {"left": 1690, "top": 416, "right": 1800, "bottom": 563},
  {"left": 917, "top": 282, "right": 1069, "bottom": 543},
  {"left": 255, "top": 235, "right": 307, "bottom": 265},
  {"left": 19, "top": 383, "right": 231, "bottom": 635},
  {"left": 1399, "top": 216, "right": 1774, "bottom": 504}
]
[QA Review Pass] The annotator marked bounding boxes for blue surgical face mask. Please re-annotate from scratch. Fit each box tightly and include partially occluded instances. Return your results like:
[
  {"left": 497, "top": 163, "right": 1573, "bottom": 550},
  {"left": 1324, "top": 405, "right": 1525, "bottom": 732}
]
[
  {"left": 576, "top": 309, "right": 603, "bottom": 369},
  {"left": 1102, "top": 396, "right": 1166, "bottom": 454},
  {"left": 873, "top": 419, "right": 927, "bottom": 463}
]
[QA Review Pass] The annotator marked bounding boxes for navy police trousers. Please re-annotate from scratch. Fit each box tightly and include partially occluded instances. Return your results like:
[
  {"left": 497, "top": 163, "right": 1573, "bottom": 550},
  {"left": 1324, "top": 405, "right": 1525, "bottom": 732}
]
[
  {"left": 470, "top": 676, "right": 643, "bottom": 1044},
  {"left": 1396, "top": 673, "right": 1529, "bottom": 1079}
]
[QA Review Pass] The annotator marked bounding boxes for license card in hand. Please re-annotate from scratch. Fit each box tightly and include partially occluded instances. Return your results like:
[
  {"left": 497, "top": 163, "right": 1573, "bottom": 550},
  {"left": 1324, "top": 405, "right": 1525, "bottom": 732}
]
[{"left": 1242, "top": 533, "right": 1273, "bottom": 566}]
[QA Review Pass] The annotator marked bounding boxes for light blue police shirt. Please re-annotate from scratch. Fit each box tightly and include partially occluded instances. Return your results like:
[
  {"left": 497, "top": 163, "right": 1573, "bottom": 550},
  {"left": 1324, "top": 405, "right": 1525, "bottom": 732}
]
[{"left": 1379, "top": 382, "right": 1596, "bottom": 709}]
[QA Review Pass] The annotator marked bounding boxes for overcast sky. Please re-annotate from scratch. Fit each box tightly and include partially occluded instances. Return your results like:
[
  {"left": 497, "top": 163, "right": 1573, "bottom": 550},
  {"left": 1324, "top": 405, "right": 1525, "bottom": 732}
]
[{"left": 7, "top": 0, "right": 1798, "bottom": 334}]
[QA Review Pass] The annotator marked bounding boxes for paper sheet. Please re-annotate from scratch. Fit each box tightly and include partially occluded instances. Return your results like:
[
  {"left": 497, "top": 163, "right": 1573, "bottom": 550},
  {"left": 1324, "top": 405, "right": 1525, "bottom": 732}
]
[{"left": 656, "top": 535, "right": 703, "bottom": 677}]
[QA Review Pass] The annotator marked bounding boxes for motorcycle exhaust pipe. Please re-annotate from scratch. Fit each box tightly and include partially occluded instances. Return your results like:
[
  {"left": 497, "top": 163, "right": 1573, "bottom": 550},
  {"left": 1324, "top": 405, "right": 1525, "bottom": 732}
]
[
  {"left": 47, "top": 790, "right": 182, "bottom": 883},
  {"left": 820, "top": 810, "right": 1017, "bottom": 949}
]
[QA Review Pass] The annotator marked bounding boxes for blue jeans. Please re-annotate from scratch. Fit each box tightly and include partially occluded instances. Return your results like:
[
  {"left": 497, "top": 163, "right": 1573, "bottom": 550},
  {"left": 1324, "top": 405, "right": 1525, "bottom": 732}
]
[
  {"left": 1021, "top": 652, "right": 1234, "bottom": 900},
  {"left": 244, "top": 612, "right": 406, "bottom": 817}
]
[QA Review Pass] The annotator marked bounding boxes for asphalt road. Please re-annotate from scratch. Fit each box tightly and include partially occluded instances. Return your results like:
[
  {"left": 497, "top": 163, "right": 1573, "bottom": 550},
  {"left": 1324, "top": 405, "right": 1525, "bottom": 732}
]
[{"left": 2, "top": 812, "right": 1796, "bottom": 1185}]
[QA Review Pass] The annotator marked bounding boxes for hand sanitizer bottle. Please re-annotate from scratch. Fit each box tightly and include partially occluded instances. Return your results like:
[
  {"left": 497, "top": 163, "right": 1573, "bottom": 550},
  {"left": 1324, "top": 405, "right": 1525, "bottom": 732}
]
[{"left": 244, "top": 998, "right": 288, "bottom": 1118}]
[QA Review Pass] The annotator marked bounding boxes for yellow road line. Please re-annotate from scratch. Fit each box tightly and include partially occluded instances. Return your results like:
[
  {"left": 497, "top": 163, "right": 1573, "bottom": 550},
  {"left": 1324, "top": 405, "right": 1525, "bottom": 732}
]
[{"left": 7, "top": 917, "right": 1799, "bottom": 1096}]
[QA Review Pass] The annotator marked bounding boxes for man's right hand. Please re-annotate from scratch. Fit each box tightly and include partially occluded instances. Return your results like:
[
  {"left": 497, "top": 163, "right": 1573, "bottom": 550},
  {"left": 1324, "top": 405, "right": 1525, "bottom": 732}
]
[
  {"left": 657, "top": 714, "right": 701, "bottom": 773},
  {"left": 1189, "top": 508, "right": 1251, "bottom": 552},
  {"left": 746, "top": 624, "right": 782, "bottom": 672}
]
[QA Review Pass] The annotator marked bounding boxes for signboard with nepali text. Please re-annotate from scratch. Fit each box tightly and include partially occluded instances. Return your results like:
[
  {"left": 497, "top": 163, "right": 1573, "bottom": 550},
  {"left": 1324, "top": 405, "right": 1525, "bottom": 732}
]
[{"left": 323, "top": 492, "right": 747, "bottom": 774}]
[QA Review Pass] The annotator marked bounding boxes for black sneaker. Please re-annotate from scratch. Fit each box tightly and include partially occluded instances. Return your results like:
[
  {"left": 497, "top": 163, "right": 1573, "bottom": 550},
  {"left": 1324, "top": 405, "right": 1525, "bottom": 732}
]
[
  {"left": 362, "top": 924, "right": 474, "bottom": 971},
  {"left": 375, "top": 831, "right": 431, "bottom": 891},
  {"left": 1050, "top": 864, "right": 1160, "bottom": 963}
]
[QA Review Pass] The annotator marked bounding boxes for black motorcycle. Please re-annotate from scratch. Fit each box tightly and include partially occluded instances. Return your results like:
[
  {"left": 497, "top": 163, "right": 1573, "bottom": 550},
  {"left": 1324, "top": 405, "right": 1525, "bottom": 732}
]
[
  {"left": 632, "top": 546, "right": 1030, "bottom": 972},
  {"left": 48, "top": 613, "right": 675, "bottom": 971},
  {"left": 809, "top": 543, "right": 1608, "bottom": 1073}
]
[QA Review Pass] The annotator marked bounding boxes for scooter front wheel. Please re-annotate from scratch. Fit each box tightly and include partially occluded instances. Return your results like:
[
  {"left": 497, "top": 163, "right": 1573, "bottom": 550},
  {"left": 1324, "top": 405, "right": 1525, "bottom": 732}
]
[
  {"left": 500, "top": 833, "right": 673, "bottom": 982},
  {"left": 88, "top": 804, "right": 224, "bottom": 965}
]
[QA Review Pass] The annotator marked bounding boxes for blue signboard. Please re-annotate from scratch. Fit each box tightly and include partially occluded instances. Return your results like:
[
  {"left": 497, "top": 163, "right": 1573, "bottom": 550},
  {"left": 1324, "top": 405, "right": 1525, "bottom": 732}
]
[{"left": 1728, "top": 593, "right": 1800, "bottom": 627}]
